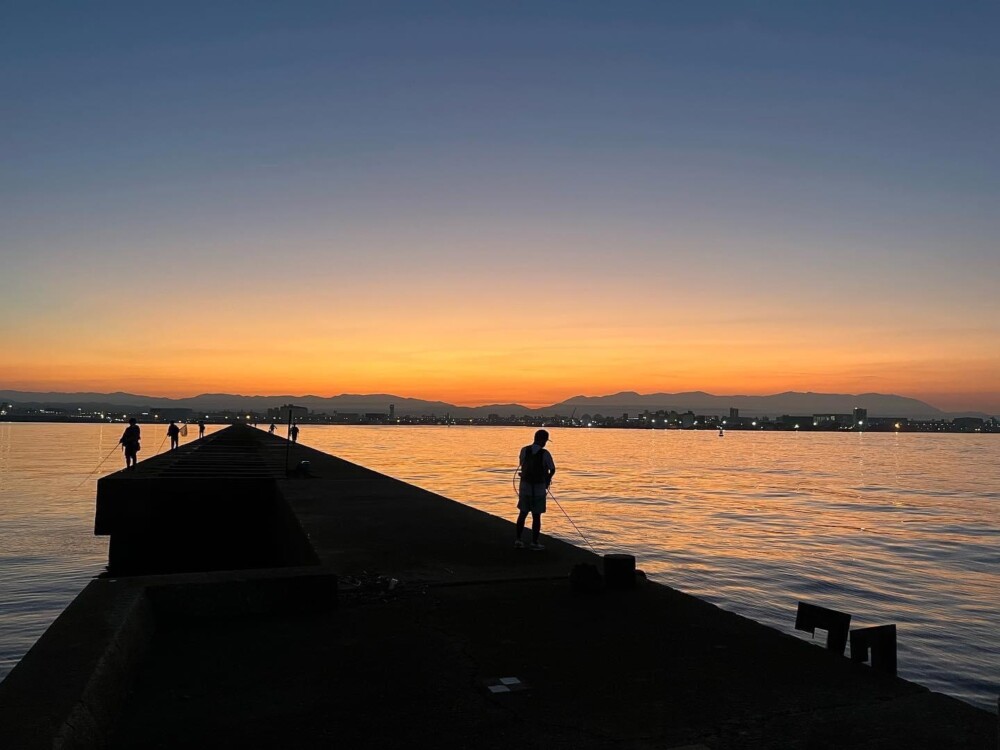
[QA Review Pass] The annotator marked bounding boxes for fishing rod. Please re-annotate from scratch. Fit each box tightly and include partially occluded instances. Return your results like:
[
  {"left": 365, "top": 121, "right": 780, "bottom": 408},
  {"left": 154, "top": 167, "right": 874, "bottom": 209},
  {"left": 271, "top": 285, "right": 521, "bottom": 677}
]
[
  {"left": 511, "top": 465, "right": 599, "bottom": 555},
  {"left": 73, "top": 442, "right": 121, "bottom": 491}
]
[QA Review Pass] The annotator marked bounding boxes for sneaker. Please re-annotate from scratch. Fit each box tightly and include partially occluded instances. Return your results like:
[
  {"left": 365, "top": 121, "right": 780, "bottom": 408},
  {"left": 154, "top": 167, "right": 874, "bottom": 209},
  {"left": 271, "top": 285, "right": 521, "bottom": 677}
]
[
  {"left": 513, "top": 540, "right": 525, "bottom": 549},
  {"left": 529, "top": 543, "right": 545, "bottom": 551}
]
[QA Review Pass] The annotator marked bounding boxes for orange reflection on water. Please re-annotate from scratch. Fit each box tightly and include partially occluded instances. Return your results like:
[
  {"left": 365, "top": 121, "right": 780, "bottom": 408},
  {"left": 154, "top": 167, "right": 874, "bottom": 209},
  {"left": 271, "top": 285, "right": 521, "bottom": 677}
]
[{"left": 0, "top": 423, "right": 997, "bottom": 710}]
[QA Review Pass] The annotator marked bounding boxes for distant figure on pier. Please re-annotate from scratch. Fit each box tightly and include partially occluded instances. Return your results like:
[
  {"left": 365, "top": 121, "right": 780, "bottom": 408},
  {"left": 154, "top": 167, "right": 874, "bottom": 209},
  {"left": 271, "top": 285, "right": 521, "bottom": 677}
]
[
  {"left": 269, "top": 423, "right": 277, "bottom": 434},
  {"left": 198, "top": 421, "right": 206, "bottom": 439},
  {"left": 514, "top": 429, "right": 556, "bottom": 550},
  {"left": 290, "top": 423, "right": 300, "bottom": 443},
  {"left": 119, "top": 418, "right": 141, "bottom": 469},
  {"left": 167, "top": 421, "right": 181, "bottom": 450},
  {"left": 718, "top": 428, "right": 724, "bottom": 437}
]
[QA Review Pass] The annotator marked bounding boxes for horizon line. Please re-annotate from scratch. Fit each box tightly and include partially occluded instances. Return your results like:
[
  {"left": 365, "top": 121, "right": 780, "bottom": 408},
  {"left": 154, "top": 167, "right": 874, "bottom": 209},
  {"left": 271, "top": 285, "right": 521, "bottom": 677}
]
[{"left": 5, "top": 386, "right": 994, "bottom": 414}]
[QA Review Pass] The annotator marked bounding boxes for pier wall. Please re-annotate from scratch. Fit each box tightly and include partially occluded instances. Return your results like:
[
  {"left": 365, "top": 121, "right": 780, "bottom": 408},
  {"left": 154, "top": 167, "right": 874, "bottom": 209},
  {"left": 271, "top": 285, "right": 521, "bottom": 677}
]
[
  {"left": 0, "top": 568, "right": 337, "bottom": 749},
  {"left": 95, "top": 429, "right": 316, "bottom": 575}
]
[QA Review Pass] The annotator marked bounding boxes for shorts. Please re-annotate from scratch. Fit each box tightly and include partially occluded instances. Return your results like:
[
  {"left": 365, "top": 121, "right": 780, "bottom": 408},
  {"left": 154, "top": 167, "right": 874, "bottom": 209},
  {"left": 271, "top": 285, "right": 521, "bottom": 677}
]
[{"left": 517, "top": 482, "right": 547, "bottom": 514}]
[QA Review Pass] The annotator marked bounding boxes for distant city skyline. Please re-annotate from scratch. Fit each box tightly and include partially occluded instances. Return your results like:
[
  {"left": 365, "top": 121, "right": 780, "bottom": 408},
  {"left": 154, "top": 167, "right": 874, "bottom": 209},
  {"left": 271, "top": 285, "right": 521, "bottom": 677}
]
[
  {"left": 0, "top": 358, "right": 1000, "bottom": 414},
  {"left": 0, "top": 385, "right": 993, "bottom": 417},
  {"left": 3, "top": 3, "right": 997, "bottom": 414}
]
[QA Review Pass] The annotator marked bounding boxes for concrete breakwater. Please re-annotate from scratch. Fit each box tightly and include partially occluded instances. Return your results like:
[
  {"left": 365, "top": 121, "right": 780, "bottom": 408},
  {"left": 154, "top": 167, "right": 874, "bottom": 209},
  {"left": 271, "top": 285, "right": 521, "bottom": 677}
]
[{"left": 0, "top": 424, "right": 994, "bottom": 749}]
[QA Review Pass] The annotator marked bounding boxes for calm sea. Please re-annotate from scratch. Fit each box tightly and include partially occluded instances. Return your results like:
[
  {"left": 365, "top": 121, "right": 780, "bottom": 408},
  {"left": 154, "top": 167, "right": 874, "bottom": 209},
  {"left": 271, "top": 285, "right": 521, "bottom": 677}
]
[{"left": 1, "top": 423, "right": 997, "bottom": 711}]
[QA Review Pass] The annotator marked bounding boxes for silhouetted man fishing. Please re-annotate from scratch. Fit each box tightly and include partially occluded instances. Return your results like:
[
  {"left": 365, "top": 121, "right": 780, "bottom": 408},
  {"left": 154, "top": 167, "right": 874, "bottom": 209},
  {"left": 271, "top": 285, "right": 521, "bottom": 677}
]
[
  {"left": 514, "top": 429, "right": 556, "bottom": 550},
  {"left": 167, "top": 421, "right": 181, "bottom": 450},
  {"left": 119, "top": 418, "right": 141, "bottom": 469}
]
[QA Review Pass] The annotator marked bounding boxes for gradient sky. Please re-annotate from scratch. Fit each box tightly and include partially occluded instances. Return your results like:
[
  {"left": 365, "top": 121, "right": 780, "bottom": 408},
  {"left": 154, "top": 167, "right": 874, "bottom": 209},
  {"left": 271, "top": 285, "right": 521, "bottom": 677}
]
[{"left": 2, "top": 2, "right": 998, "bottom": 411}]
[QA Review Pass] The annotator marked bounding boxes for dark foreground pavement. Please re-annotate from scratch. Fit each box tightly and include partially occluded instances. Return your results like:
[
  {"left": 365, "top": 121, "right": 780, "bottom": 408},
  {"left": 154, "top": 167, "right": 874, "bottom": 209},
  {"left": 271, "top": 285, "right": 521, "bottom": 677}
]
[
  {"left": 1, "top": 425, "right": 994, "bottom": 749},
  {"left": 112, "top": 578, "right": 991, "bottom": 750}
]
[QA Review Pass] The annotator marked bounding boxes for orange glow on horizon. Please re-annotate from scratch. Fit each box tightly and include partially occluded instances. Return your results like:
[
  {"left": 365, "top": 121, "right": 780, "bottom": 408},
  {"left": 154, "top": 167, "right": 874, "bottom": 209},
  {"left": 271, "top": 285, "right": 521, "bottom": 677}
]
[
  {"left": 2, "top": 276, "right": 997, "bottom": 413},
  {"left": 4, "top": 358, "right": 998, "bottom": 410}
]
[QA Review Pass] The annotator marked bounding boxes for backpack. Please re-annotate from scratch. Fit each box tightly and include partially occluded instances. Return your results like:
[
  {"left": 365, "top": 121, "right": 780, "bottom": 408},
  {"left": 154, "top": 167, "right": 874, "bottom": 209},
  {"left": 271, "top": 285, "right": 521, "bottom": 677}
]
[{"left": 520, "top": 446, "right": 548, "bottom": 484}]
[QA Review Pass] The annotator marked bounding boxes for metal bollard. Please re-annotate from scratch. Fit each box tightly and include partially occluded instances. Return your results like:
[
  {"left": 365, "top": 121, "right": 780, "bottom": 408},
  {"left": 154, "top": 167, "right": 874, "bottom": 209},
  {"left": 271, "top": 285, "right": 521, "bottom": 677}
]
[
  {"left": 849, "top": 624, "right": 897, "bottom": 676},
  {"left": 795, "top": 601, "right": 852, "bottom": 655}
]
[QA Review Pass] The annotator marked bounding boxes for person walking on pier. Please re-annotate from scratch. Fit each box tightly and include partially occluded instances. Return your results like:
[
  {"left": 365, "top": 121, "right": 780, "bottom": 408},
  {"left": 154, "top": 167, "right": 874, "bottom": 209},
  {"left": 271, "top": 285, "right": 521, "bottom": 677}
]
[
  {"left": 119, "top": 418, "right": 141, "bottom": 469},
  {"left": 167, "top": 421, "right": 181, "bottom": 450},
  {"left": 198, "top": 420, "right": 206, "bottom": 439},
  {"left": 514, "top": 429, "right": 556, "bottom": 550},
  {"left": 269, "top": 423, "right": 277, "bottom": 434},
  {"left": 290, "top": 423, "right": 300, "bottom": 443}
]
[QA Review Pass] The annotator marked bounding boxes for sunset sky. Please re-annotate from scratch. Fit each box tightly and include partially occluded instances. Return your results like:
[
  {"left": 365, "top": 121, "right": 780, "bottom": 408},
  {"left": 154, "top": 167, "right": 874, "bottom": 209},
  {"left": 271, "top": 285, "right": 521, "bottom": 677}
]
[{"left": 2, "top": 2, "right": 998, "bottom": 412}]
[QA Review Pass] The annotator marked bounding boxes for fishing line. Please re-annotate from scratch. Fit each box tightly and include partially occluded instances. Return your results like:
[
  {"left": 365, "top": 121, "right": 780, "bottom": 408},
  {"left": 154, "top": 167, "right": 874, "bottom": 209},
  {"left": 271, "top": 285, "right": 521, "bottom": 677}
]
[
  {"left": 153, "top": 428, "right": 169, "bottom": 456},
  {"left": 512, "top": 465, "right": 599, "bottom": 555},
  {"left": 546, "top": 487, "right": 599, "bottom": 556},
  {"left": 73, "top": 443, "right": 121, "bottom": 491}
]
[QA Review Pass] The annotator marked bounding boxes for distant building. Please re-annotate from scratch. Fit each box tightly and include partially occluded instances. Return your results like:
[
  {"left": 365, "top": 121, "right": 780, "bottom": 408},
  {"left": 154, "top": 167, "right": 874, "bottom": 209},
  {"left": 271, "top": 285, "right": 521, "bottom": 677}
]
[
  {"left": 813, "top": 414, "right": 853, "bottom": 428},
  {"left": 865, "top": 417, "right": 909, "bottom": 431},
  {"left": 952, "top": 417, "right": 984, "bottom": 431},
  {"left": 148, "top": 407, "right": 194, "bottom": 421},
  {"left": 729, "top": 407, "right": 739, "bottom": 419},
  {"left": 267, "top": 404, "right": 308, "bottom": 421},
  {"left": 853, "top": 407, "right": 868, "bottom": 430}
]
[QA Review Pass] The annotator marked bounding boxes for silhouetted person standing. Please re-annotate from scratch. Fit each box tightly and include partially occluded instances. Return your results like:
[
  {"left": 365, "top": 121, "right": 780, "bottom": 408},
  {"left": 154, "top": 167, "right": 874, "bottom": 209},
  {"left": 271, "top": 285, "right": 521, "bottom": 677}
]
[
  {"left": 514, "top": 429, "right": 556, "bottom": 550},
  {"left": 198, "top": 420, "right": 206, "bottom": 439},
  {"left": 167, "top": 421, "right": 181, "bottom": 450},
  {"left": 290, "top": 423, "right": 300, "bottom": 443},
  {"left": 119, "top": 418, "right": 141, "bottom": 469},
  {"left": 269, "top": 423, "right": 277, "bottom": 434}
]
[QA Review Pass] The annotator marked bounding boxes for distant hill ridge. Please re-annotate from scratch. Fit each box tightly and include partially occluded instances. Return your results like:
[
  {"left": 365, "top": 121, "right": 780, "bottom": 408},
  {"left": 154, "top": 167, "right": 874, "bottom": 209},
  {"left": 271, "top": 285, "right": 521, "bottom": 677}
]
[
  {"left": 549, "top": 390, "right": 949, "bottom": 418},
  {"left": 0, "top": 389, "right": 973, "bottom": 418}
]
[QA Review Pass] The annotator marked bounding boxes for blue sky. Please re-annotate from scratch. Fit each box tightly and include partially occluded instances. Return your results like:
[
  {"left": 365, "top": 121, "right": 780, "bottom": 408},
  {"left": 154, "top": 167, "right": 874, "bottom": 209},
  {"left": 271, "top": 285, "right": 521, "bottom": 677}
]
[{"left": 2, "top": 1, "right": 998, "bottom": 409}]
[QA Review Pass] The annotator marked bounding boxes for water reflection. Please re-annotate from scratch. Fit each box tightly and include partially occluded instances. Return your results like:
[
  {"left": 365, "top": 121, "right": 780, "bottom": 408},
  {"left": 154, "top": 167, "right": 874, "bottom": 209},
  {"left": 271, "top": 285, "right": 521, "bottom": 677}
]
[
  {"left": 0, "top": 423, "right": 226, "bottom": 682},
  {"left": 0, "top": 423, "right": 996, "bottom": 711}
]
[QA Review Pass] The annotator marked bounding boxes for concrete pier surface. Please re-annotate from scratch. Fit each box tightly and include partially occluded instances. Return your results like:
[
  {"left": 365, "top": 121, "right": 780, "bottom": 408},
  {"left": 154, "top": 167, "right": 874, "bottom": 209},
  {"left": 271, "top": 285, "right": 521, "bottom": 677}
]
[{"left": 0, "top": 425, "right": 994, "bottom": 749}]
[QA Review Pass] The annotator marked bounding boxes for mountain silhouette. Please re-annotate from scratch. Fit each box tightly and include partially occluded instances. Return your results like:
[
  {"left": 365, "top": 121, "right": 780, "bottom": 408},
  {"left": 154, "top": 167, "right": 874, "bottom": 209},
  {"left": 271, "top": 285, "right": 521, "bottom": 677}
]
[
  {"left": 548, "top": 391, "right": 948, "bottom": 418},
  {"left": 0, "top": 389, "right": 965, "bottom": 418}
]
